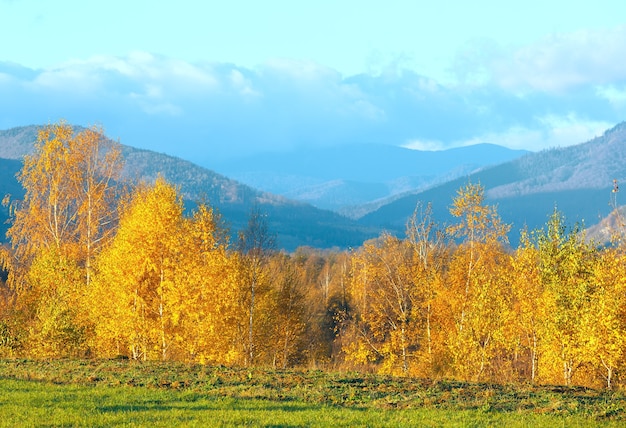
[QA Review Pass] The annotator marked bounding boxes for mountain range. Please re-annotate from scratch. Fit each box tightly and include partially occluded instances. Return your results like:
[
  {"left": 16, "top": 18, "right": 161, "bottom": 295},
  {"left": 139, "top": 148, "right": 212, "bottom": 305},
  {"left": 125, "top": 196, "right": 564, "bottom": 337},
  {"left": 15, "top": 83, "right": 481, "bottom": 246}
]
[
  {"left": 211, "top": 143, "right": 529, "bottom": 215},
  {"left": 0, "top": 126, "right": 380, "bottom": 251},
  {"left": 360, "top": 122, "right": 626, "bottom": 245},
  {"left": 2, "top": 122, "right": 626, "bottom": 250}
]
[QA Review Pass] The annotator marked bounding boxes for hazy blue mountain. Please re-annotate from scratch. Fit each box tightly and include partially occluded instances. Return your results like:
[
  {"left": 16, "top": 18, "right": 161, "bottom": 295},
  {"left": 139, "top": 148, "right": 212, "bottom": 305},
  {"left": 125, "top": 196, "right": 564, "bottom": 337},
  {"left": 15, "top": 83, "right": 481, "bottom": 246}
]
[
  {"left": 4, "top": 122, "right": 622, "bottom": 251},
  {"left": 211, "top": 143, "right": 529, "bottom": 212},
  {"left": 0, "top": 125, "right": 40, "bottom": 159},
  {"left": 0, "top": 126, "right": 380, "bottom": 251},
  {"left": 0, "top": 158, "right": 23, "bottom": 241},
  {"left": 359, "top": 122, "right": 626, "bottom": 244}
]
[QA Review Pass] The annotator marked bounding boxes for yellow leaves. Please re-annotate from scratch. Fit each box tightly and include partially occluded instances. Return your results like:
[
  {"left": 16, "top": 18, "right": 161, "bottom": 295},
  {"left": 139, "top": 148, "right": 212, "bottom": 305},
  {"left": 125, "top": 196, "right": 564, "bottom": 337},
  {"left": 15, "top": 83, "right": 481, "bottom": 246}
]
[
  {"left": 448, "top": 182, "right": 510, "bottom": 245},
  {"left": 343, "top": 339, "right": 378, "bottom": 366},
  {"left": 6, "top": 121, "right": 123, "bottom": 292},
  {"left": 90, "top": 178, "right": 184, "bottom": 360},
  {"left": 8, "top": 148, "right": 626, "bottom": 388},
  {"left": 88, "top": 178, "right": 246, "bottom": 364},
  {"left": 22, "top": 248, "right": 88, "bottom": 358},
  {"left": 345, "top": 233, "right": 426, "bottom": 374}
]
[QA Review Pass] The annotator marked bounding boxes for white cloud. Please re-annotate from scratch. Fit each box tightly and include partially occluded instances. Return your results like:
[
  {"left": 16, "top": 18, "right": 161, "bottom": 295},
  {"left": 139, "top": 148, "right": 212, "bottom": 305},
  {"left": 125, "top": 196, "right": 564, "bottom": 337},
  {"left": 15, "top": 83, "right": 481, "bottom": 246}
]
[
  {"left": 24, "top": 53, "right": 220, "bottom": 98},
  {"left": 1, "top": 53, "right": 625, "bottom": 162},
  {"left": 167, "top": 59, "right": 218, "bottom": 89},
  {"left": 0, "top": 73, "right": 15, "bottom": 85},
  {"left": 229, "top": 69, "right": 261, "bottom": 98},
  {"left": 454, "top": 115, "right": 613, "bottom": 151},
  {"left": 262, "top": 58, "right": 340, "bottom": 83},
  {"left": 128, "top": 83, "right": 184, "bottom": 116},
  {"left": 30, "top": 67, "right": 102, "bottom": 94},
  {"left": 461, "top": 26, "right": 626, "bottom": 92},
  {"left": 402, "top": 139, "right": 446, "bottom": 151},
  {"left": 596, "top": 85, "right": 626, "bottom": 107}
]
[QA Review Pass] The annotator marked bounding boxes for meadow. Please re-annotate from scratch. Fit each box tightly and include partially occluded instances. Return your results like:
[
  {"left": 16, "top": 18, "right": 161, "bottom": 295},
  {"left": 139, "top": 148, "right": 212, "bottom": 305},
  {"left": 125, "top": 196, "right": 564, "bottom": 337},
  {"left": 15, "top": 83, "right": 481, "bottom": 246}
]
[{"left": 0, "top": 360, "right": 624, "bottom": 427}]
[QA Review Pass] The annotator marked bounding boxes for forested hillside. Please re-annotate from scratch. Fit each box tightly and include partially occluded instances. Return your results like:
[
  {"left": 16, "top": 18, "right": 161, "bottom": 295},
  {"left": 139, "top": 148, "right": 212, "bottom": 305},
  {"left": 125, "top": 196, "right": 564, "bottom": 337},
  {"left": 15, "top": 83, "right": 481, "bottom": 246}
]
[
  {"left": 0, "top": 125, "right": 379, "bottom": 250},
  {"left": 0, "top": 158, "right": 23, "bottom": 241},
  {"left": 360, "top": 122, "right": 626, "bottom": 243}
]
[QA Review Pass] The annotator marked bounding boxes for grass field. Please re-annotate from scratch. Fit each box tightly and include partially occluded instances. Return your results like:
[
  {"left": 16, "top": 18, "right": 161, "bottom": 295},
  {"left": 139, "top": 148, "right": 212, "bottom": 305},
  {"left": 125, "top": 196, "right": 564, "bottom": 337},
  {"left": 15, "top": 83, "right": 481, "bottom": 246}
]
[{"left": 0, "top": 360, "right": 624, "bottom": 427}]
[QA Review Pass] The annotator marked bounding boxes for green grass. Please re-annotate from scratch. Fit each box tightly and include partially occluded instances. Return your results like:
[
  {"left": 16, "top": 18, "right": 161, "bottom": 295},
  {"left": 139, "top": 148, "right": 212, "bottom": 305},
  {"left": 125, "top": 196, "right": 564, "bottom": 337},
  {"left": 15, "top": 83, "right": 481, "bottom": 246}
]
[{"left": 0, "top": 360, "right": 624, "bottom": 427}]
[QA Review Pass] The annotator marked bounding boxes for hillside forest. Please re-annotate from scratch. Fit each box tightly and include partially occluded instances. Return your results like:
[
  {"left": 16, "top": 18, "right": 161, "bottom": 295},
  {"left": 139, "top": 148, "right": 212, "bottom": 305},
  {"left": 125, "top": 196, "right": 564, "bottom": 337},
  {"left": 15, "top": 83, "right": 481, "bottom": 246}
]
[{"left": 2, "top": 122, "right": 626, "bottom": 390}]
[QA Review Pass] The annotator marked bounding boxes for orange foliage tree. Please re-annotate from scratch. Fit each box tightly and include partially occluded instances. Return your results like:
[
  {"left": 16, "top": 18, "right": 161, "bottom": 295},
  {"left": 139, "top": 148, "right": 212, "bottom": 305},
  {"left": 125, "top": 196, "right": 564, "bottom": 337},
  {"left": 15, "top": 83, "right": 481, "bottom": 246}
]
[
  {"left": 444, "top": 182, "right": 513, "bottom": 381},
  {"left": 3, "top": 122, "right": 121, "bottom": 288},
  {"left": 0, "top": 122, "right": 122, "bottom": 357}
]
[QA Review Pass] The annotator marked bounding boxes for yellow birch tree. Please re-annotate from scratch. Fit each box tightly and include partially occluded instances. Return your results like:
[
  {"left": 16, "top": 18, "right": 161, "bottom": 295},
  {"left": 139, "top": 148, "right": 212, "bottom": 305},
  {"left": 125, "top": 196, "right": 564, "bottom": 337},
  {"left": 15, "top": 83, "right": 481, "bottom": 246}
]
[
  {"left": 90, "top": 178, "right": 184, "bottom": 360},
  {"left": 0, "top": 122, "right": 122, "bottom": 356},
  {"left": 536, "top": 210, "right": 595, "bottom": 385},
  {"left": 510, "top": 229, "right": 545, "bottom": 383},
  {"left": 237, "top": 206, "right": 276, "bottom": 366},
  {"left": 444, "top": 182, "right": 512, "bottom": 381},
  {"left": 3, "top": 122, "right": 121, "bottom": 288},
  {"left": 406, "top": 202, "right": 448, "bottom": 377},
  {"left": 581, "top": 247, "right": 626, "bottom": 389},
  {"left": 344, "top": 233, "right": 423, "bottom": 375},
  {"left": 170, "top": 204, "right": 242, "bottom": 364}
]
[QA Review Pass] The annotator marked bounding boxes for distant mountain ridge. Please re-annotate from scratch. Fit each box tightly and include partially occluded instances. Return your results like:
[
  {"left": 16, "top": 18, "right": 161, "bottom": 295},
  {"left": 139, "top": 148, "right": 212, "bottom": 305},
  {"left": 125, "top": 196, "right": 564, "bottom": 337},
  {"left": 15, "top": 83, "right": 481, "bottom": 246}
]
[
  {"left": 211, "top": 143, "right": 529, "bottom": 212},
  {"left": 359, "top": 122, "right": 626, "bottom": 244},
  {"left": 5, "top": 122, "right": 624, "bottom": 250},
  {"left": 0, "top": 158, "right": 22, "bottom": 241},
  {"left": 0, "top": 126, "right": 380, "bottom": 251}
]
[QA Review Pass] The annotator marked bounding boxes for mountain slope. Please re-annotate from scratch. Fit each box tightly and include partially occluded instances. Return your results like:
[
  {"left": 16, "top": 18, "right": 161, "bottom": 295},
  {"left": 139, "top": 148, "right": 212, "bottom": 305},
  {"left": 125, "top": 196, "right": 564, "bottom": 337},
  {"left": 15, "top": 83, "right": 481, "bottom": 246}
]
[
  {"left": 0, "top": 126, "right": 380, "bottom": 250},
  {"left": 585, "top": 206, "right": 626, "bottom": 244},
  {"left": 360, "top": 122, "right": 626, "bottom": 242},
  {"left": 212, "top": 143, "right": 529, "bottom": 211},
  {"left": 0, "top": 158, "right": 23, "bottom": 242}
]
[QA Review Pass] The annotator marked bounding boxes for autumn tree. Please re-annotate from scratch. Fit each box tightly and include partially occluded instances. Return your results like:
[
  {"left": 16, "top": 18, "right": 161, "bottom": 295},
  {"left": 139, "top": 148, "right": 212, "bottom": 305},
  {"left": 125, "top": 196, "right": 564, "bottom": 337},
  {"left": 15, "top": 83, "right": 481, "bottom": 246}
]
[
  {"left": 535, "top": 210, "right": 596, "bottom": 385},
  {"left": 237, "top": 205, "right": 276, "bottom": 366},
  {"left": 89, "top": 178, "right": 185, "bottom": 360},
  {"left": 168, "top": 204, "right": 242, "bottom": 364},
  {"left": 0, "top": 122, "right": 122, "bottom": 357},
  {"left": 264, "top": 254, "right": 308, "bottom": 368},
  {"left": 581, "top": 247, "right": 626, "bottom": 388},
  {"left": 345, "top": 233, "right": 424, "bottom": 375},
  {"left": 0, "top": 260, "right": 25, "bottom": 357},
  {"left": 291, "top": 247, "right": 352, "bottom": 367},
  {"left": 444, "top": 182, "right": 513, "bottom": 381},
  {"left": 2, "top": 122, "right": 122, "bottom": 288},
  {"left": 25, "top": 249, "right": 87, "bottom": 357},
  {"left": 510, "top": 228, "right": 544, "bottom": 383},
  {"left": 406, "top": 202, "right": 448, "bottom": 377}
]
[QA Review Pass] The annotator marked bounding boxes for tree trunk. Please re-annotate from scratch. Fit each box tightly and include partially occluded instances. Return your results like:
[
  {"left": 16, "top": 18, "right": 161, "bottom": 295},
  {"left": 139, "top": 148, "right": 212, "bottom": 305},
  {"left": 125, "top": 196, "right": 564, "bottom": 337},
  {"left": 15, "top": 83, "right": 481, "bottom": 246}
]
[
  {"left": 401, "top": 324, "right": 408, "bottom": 375},
  {"left": 248, "top": 276, "right": 256, "bottom": 366}
]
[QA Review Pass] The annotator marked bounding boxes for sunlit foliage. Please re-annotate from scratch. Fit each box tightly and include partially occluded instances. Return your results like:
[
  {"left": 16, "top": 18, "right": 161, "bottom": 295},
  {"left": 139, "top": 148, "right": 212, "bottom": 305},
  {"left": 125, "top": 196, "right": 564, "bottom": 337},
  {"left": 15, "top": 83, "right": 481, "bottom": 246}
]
[{"left": 4, "top": 123, "right": 626, "bottom": 389}]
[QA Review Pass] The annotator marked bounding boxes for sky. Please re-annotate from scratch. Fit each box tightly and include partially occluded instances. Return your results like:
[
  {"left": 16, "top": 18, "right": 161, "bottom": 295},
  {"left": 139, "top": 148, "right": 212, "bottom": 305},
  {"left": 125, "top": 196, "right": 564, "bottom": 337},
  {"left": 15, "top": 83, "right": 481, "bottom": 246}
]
[{"left": 2, "top": 0, "right": 626, "bottom": 166}]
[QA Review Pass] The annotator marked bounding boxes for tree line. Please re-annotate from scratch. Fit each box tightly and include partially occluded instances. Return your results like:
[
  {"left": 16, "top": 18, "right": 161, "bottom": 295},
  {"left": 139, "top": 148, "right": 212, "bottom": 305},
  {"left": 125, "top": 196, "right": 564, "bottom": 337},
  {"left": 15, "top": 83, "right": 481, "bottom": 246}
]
[{"left": 1, "top": 122, "right": 626, "bottom": 389}]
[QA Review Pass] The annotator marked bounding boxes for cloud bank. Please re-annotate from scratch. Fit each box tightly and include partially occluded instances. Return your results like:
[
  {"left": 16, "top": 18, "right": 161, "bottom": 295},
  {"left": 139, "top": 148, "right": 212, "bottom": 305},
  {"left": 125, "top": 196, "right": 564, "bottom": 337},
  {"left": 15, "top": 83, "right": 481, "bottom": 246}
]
[{"left": 1, "top": 26, "right": 626, "bottom": 167}]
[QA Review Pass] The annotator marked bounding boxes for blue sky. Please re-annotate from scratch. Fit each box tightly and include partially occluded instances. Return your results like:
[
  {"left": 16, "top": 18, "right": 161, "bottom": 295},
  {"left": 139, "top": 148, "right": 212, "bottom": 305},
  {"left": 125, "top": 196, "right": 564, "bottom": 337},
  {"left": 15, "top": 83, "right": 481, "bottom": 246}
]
[{"left": 2, "top": 0, "right": 626, "bottom": 164}]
